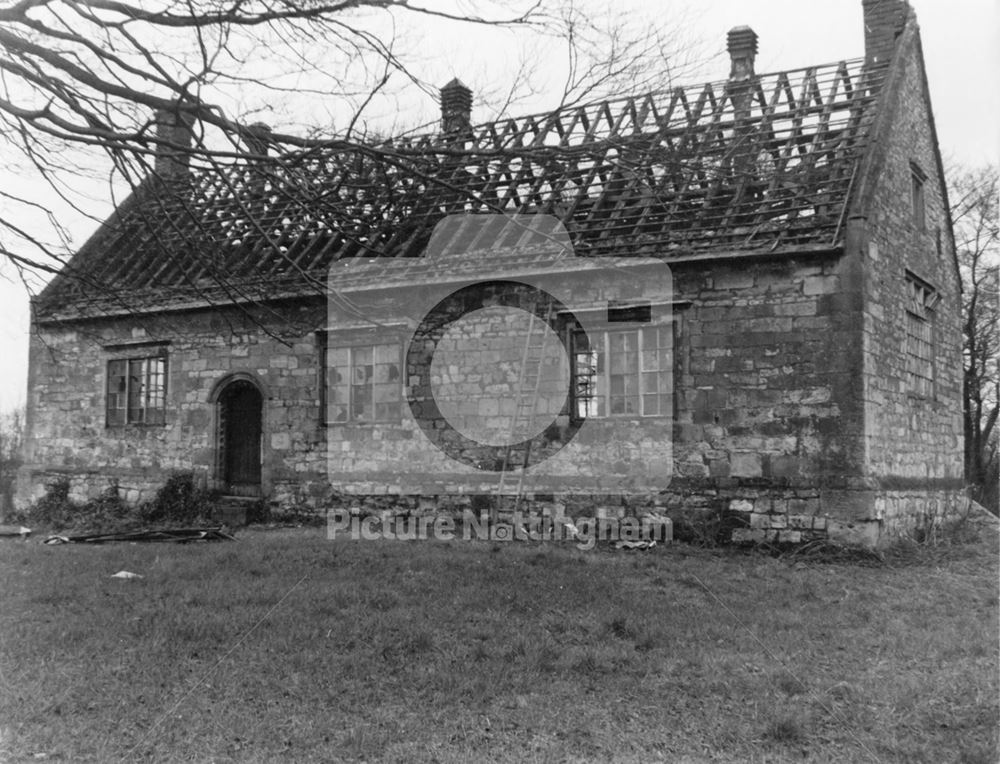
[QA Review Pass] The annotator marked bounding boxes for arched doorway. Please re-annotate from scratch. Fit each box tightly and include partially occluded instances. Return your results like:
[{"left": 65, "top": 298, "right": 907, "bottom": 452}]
[{"left": 217, "top": 378, "right": 263, "bottom": 496}]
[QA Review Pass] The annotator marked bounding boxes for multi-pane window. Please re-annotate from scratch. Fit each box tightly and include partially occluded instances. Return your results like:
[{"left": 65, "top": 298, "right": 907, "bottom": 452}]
[
  {"left": 106, "top": 356, "right": 167, "bottom": 426},
  {"left": 325, "top": 343, "right": 402, "bottom": 423},
  {"left": 905, "top": 275, "right": 937, "bottom": 398},
  {"left": 910, "top": 163, "right": 926, "bottom": 231},
  {"left": 906, "top": 312, "right": 933, "bottom": 398},
  {"left": 572, "top": 325, "right": 673, "bottom": 418}
]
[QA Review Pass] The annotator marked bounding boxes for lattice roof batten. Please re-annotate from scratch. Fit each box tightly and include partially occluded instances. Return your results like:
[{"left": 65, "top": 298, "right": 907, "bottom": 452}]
[{"left": 37, "top": 55, "right": 888, "bottom": 319}]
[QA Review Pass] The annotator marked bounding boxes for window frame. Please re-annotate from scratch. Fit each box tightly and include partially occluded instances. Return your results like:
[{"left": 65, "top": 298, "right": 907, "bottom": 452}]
[
  {"left": 321, "top": 332, "right": 405, "bottom": 425},
  {"left": 105, "top": 353, "right": 168, "bottom": 427},
  {"left": 570, "top": 321, "right": 676, "bottom": 420},
  {"left": 904, "top": 272, "right": 938, "bottom": 400}
]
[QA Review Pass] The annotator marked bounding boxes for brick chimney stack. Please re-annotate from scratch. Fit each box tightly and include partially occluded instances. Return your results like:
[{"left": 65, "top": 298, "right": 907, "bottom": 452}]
[
  {"left": 153, "top": 106, "right": 195, "bottom": 178},
  {"left": 440, "top": 78, "right": 473, "bottom": 135},
  {"left": 727, "top": 26, "right": 758, "bottom": 81},
  {"left": 862, "top": 0, "right": 909, "bottom": 66}
]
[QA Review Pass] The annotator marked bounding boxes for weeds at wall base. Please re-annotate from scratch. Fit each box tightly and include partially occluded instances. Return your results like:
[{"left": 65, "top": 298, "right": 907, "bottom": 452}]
[
  {"left": 10, "top": 474, "right": 993, "bottom": 564},
  {"left": 13, "top": 473, "right": 216, "bottom": 533}
]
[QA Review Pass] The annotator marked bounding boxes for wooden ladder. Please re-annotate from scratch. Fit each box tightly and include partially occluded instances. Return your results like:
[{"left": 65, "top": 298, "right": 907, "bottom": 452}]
[{"left": 493, "top": 301, "right": 555, "bottom": 522}]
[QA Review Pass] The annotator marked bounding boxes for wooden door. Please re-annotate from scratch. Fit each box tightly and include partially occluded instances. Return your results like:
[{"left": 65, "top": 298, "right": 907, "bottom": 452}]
[{"left": 219, "top": 380, "right": 262, "bottom": 496}]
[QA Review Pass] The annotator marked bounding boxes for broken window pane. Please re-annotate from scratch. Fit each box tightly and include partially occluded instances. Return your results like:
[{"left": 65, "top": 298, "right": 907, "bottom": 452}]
[
  {"left": 572, "top": 325, "right": 674, "bottom": 419},
  {"left": 324, "top": 342, "right": 402, "bottom": 423},
  {"left": 106, "top": 355, "right": 167, "bottom": 426}
]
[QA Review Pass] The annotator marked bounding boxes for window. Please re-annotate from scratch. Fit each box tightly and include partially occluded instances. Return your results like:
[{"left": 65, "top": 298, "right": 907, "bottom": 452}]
[
  {"left": 325, "top": 342, "right": 402, "bottom": 423},
  {"left": 317, "top": 331, "right": 328, "bottom": 425},
  {"left": 905, "top": 274, "right": 938, "bottom": 398},
  {"left": 910, "top": 163, "right": 926, "bottom": 230},
  {"left": 571, "top": 325, "right": 673, "bottom": 418},
  {"left": 106, "top": 356, "right": 167, "bottom": 426},
  {"left": 906, "top": 312, "right": 933, "bottom": 397}
]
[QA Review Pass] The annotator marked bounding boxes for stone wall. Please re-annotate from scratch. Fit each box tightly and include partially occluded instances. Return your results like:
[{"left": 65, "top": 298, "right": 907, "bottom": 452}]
[
  {"left": 855, "top": 30, "right": 965, "bottom": 505},
  {"left": 18, "top": 251, "right": 882, "bottom": 542},
  {"left": 668, "top": 254, "right": 862, "bottom": 481},
  {"left": 17, "top": 301, "right": 331, "bottom": 508}
]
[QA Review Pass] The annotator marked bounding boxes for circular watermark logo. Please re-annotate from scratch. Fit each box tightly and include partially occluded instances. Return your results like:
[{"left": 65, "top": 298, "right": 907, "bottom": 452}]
[
  {"left": 430, "top": 305, "right": 571, "bottom": 446},
  {"left": 325, "top": 212, "right": 674, "bottom": 495},
  {"left": 406, "top": 280, "right": 584, "bottom": 470}
]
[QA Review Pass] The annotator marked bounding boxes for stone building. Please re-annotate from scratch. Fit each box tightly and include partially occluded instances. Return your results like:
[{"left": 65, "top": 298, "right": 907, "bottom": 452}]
[{"left": 17, "top": 0, "right": 965, "bottom": 545}]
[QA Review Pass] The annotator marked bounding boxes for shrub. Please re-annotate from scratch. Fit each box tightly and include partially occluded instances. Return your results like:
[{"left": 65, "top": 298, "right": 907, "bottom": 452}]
[
  {"left": 76, "top": 486, "right": 130, "bottom": 532},
  {"left": 670, "top": 504, "right": 749, "bottom": 547},
  {"left": 18, "top": 478, "right": 130, "bottom": 533},
  {"left": 23, "top": 476, "right": 75, "bottom": 529},
  {"left": 141, "top": 473, "right": 212, "bottom": 525}
]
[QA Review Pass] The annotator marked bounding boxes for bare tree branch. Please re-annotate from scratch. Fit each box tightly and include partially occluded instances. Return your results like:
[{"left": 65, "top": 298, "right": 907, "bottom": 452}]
[
  {"left": 0, "top": 0, "right": 703, "bottom": 295},
  {"left": 948, "top": 161, "right": 999, "bottom": 512}
]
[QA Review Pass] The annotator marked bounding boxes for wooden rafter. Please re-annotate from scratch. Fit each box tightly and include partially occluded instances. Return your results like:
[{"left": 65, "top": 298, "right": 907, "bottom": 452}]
[{"left": 40, "top": 58, "right": 889, "bottom": 314}]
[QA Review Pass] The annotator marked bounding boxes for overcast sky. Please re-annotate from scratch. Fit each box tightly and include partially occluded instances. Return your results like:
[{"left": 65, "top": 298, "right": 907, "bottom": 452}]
[{"left": 0, "top": 0, "right": 996, "bottom": 413}]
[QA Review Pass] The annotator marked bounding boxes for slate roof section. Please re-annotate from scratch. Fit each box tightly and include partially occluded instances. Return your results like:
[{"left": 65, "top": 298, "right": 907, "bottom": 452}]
[{"left": 37, "top": 58, "right": 888, "bottom": 319}]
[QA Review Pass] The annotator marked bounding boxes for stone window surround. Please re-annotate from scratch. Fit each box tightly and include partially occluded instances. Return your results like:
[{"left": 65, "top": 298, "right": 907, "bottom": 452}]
[
  {"left": 103, "top": 343, "right": 169, "bottom": 427},
  {"left": 569, "top": 319, "right": 677, "bottom": 420},
  {"left": 904, "top": 270, "right": 938, "bottom": 400}
]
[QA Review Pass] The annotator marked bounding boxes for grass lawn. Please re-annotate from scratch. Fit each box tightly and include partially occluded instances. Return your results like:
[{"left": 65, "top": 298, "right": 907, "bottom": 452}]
[{"left": 0, "top": 521, "right": 997, "bottom": 763}]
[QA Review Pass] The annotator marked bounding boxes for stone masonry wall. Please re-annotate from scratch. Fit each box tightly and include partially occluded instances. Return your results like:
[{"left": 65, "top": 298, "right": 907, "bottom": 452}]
[
  {"left": 18, "top": 248, "right": 887, "bottom": 542},
  {"left": 668, "top": 254, "right": 862, "bottom": 482},
  {"left": 319, "top": 252, "right": 876, "bottom": 539},
  {"left": 856, "top": 31, "right": 965, "bottom": 503},
  {"left": 18, "top": 253, "right": 864, "bottom": 517},
  {"left": 19, "top": 232, "right": 955, "bottom": 544},
  {"left": 17, "top": 301, "right": 331, "bottom": 508}
]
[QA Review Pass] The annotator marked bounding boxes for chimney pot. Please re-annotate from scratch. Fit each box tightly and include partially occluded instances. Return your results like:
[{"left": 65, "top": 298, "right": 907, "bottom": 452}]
[
  {"left": 727, "top": 26, "right": 758, "bottom": 80},
  {"left": 154, "top": 106, "right": 195, "bottom": 178},
  {"left": 440, "top": 78, "right": 473, "bottom": 135},
  {"left": 862, "top": 0, "right": 909, "bottom": 66}
]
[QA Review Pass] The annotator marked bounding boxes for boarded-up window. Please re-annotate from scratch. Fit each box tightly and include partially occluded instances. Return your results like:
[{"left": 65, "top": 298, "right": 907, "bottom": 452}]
[
  {"left": 572, "top": 325, "right": 673, "bottom": 418},
  {"left": 325, "top": 342, "right": 401, "bottom": 423},
  {"left": 905, "top": 274, "right": 937, "bottom": 398},
  {"left": 106, "top": 356, "right": 167, "bottom": 426}
]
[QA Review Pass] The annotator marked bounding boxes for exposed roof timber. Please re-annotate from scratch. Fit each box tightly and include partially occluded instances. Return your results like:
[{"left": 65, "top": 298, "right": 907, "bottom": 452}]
[{"left": 38, "top": 58, "right": 887, "bottom": 317}]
